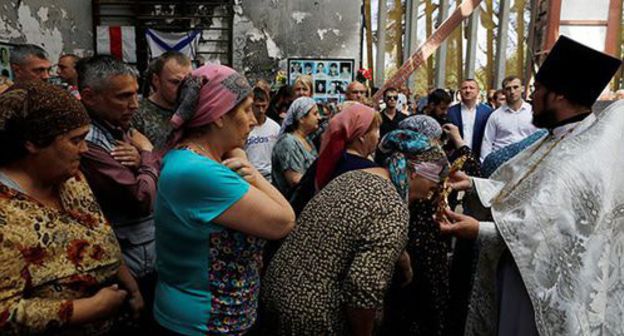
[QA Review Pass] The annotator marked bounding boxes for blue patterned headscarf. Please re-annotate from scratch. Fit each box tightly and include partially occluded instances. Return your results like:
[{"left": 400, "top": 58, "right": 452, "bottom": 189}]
[
  {"left": 279, "top": 96, "right": 317, "bottom": 136},
  {"left": 399, "top": 115, "right": 443, "bottom": 140},
  {"left": 378, "top": 129, "right": 448, "bottom": 201}
]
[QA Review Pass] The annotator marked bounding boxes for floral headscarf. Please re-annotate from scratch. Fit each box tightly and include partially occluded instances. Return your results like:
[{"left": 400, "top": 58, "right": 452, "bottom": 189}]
[
  {"left": 378, "top": 129, "right": 448, "bottom": 200},
  {"left": 0, "top": 80, "right": 90, "bottom": 144},
  {"left": 399, "top": 115, "right": 443, "bottom": 140},
  {"left": 168, "top": 64, "right": 252, "bottom": 146},
  {"left": 278, "top": 96, "right": 316, "bottom": 136}
]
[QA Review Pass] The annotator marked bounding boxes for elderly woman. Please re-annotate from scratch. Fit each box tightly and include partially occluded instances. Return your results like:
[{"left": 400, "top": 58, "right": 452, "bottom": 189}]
[
  {"left": 153, "top": 64, "right": 295, "bottom": 335},
  {"left": 271, "top": 96, "right": 320, "bottom": 196},
  {"left": 262, "top": 129, "right": 449, "bottom": 335},
  {"left": 292, "top": 74, "right": 313, "bottom": 98},
  {"left": 381, "top": 115, "right": 482, "bottom": 336},
  {"left": 0, "top": 81, "right": 142, "bottom": 335},
  {"left": 289, "top": 102, "right": 381, "bottom": 214}
]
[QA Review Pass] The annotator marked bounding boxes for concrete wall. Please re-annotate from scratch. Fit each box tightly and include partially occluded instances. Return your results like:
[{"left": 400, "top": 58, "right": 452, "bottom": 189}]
[
  {"left": 1, "top": 0, "right": 363, "bottom": 82},
  {"left": 233, "top": 0, "right": 363, "bottom": 82},
  {"left": 0, "top": 0, "right": 93, "bottom": 60}
]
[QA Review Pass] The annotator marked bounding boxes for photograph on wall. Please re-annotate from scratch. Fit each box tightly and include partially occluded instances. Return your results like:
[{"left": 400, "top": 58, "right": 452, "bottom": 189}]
[
  {"left": 0, "top": 43, "right": 13, "bottom": 81},
  {"left": 288, "top": 58, "right": 355, "bottom": 104}
]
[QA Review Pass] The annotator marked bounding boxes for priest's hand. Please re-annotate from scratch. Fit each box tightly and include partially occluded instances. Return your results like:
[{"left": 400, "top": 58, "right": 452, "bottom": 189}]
[
  {"left": 448, "top": 170, "right": 473, "bottom": 191},
  {"left": 438, "top": 208, "right": 479, "bottom": 240}
]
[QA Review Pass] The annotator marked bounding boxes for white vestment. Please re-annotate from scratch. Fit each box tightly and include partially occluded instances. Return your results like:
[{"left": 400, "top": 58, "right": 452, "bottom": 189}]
[{"left": 464, "top": 100, "right": 624, "bottom": 336}]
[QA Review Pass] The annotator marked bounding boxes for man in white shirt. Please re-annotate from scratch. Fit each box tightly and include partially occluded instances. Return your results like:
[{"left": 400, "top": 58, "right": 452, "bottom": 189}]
[
  {"left": 480, "top": 75, "right": 540, "bottom": 162},
  {"left": 245, "top": 86, "right": 280, "bottom": 182},
  {"left": 447, "top": 79, "right": 493, "bottom": 159}
]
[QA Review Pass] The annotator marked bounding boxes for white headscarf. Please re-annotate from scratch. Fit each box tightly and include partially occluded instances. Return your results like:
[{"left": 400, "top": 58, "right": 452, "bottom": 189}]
[{"left": 279, "top": 96, "right": 316, "bottom": 136}]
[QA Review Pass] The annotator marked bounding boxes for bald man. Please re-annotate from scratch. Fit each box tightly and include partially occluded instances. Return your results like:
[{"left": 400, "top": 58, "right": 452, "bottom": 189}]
[{"left": 345, "top": 81, "right": 367, "bottom": 103}]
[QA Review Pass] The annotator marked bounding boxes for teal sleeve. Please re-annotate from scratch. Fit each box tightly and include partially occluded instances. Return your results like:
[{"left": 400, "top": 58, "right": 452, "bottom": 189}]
[{"left": 161, "top": 151, "right": 250, "bottom": 225}]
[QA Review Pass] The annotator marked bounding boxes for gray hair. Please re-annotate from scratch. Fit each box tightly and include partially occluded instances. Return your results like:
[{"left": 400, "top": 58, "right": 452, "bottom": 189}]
[
  {"left": 76, "top": 55, "right": 138, "bottom": 92},
  {"left": 9, "top": 44, "right": 48, "bottom": 65}
]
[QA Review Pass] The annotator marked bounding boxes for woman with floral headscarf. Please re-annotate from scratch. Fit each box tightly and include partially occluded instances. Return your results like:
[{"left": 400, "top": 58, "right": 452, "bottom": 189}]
[
  {"left": 153, "top": 64, "right": 295, "bottom": 335},
  {"left": 271, "top": 96, "right": 320, "bottom": 196},
  {"left": 380, "top": 114, "right": 482, "bottom": 336},
  {"left": 0, "top": 81, "right": 141, "bottom": 335},
  {"left": 262, "top": 129, "right": 448, "bottom": 335}
]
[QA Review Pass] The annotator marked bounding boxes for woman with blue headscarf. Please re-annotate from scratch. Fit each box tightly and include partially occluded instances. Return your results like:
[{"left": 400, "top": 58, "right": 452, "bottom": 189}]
[
  {"left": 262, "top": 129, "right": 448, "bottom": 335},
  {"left": 271, "top": 96, "right": 320, "bottom": 195}
]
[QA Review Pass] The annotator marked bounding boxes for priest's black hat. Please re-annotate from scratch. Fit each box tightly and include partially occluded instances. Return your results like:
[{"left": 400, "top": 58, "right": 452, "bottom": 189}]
[{"left": 535, "top": 35, "right": 622, "bottom": 107}]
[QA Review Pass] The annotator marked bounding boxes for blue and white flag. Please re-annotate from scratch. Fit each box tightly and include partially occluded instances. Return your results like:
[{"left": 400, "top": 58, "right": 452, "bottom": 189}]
[{"left": 145, "top": 29, "right": 201, "bottom": 59}]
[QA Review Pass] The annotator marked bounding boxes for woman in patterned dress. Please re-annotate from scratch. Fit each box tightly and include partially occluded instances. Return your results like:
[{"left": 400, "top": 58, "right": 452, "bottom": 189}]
[
  {"left": 379, "top": 115, "right": 479, "bottom": 336},
  {"left": 262, "top": 129, "right": 449, "bottom": 335},
  {"left": 0, "top": 80, "right": 142, "bottom": 335},
  {"left": 153, "top": 64, "right": 295, "bottom": 335}
]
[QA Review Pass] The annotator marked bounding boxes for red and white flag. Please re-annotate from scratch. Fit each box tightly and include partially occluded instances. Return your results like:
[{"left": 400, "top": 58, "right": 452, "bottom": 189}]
[{"left": 96, "top": 26, "right": 137, "bottom": 63}]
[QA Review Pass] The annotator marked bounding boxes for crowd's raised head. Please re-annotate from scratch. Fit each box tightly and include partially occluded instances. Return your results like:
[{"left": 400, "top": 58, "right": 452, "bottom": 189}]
[
  {"left": 77, "top": 55, "right": 139, "bottom": 131},
  {"left": 145, "top": 51, "right": 192, "bottom": 109},
  {"left": 57, "top": 53, "right": 80, "bottom": 86},
  {"left": 345, "top": 81, "right": 367, "bottom": 103},
  {"left": 9, "top": 44, "right": 52, "bottom": 83},
  {"left": 77, "top": 54, "right": 138, "bottom": 93},
  {"left": 292, "top": 74, "right": 313, "bottom": 98}
]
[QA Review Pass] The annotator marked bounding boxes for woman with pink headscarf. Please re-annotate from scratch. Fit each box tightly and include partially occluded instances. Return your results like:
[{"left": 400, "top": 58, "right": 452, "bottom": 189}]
[
  {"left": 153, "top": 65, "right": 295, "bottom": 335},
  {"left": 288, "top": 102, "right": 382, "bottom": 214}
]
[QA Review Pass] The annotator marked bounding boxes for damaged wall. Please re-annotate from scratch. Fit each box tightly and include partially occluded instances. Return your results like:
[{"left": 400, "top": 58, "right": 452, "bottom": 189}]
[
  {"left": 0, "top": 0, "right": 92, "bottom": 60},
  {"left": 233, "top": 0, "right": 362, "bottom": 82}
]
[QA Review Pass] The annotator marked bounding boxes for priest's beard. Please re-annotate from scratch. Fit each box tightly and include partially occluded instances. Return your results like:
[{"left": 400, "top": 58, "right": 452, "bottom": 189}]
[{"left": 532, "top": 95, "right": 559, "bottom": 129}]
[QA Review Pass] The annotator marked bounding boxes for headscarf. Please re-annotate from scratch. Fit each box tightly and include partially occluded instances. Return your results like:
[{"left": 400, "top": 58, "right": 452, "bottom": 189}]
[
  {"left": 378, "top": 129, "right": 448, "bottom": 201},
  {"left": 399, "top": 115, "right": 443, "bottom": 140},
  {"left": 0, "top": 80, "right": 90, "bottom": 144},
  {"left": 169, "top": 64, "right": 252, "bottom": 145},
  {"left": 315, "top": 103, "right": 376, "bottom": 190},
  {"left": 278, "top": 96, "right": 316, "bottom": 136}
]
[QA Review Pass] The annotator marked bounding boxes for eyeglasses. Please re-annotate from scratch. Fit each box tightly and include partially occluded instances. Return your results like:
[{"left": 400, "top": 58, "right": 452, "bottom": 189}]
[{"left": 385, "top": 95, "right": 398, "bottom": 101}]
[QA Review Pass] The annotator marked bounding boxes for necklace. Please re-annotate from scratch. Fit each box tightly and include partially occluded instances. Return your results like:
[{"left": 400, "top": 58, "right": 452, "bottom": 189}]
[
  {"left": 494, "top": 124, "right": 578, "bottom": 203},
  {"left": 185, "top": 141, "right": 215, "bottom": 159}
]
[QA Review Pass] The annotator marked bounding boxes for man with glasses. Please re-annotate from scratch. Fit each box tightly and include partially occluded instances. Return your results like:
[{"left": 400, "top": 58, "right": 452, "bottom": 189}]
[
  {"left": 375, "top": 87, "right": 407, "bottom": 165},
  {"left": 9, "top": 44, "right": 52, "bottom": 83}
]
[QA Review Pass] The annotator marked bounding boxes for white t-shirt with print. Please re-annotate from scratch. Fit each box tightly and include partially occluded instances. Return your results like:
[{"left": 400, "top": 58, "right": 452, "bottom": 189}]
[{"left": 245, "top": 118, "right": 281, "bottom": 182}]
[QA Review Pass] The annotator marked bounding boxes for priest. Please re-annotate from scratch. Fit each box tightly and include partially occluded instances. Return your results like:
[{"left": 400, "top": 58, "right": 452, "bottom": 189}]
[{"left": 440, "top": 35, "right": 623, "bottom": 336}]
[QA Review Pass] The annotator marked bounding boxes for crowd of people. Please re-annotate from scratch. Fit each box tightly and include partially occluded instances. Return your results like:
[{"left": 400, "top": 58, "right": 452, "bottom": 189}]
[{"left": 0, "top": 34, "right": 623, "bottom": 336}]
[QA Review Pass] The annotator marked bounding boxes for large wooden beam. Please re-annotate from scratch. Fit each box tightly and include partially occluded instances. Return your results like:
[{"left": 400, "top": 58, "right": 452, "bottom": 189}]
[
  {"left": 364, "top": 0, "right": 375, "bottom": 86},
  {"left": 516, "top": 0, "right": 526, "bottom": 79},
  {"left": 605, "top": 0, "right": 623, "bottom": 56},
  {"left": 434, "top": 0, "right": 450, "bottom": 88},
  {"left": 373, "top": 0, "right": 483, "bottom": 101},
  {"left": 404, "top": 0, "right": 421, "bottom": 89},
  {"left": 455, "top": 0, "right": 464, "bottom": 85},
  {"left": 426, "top": 0, "right": 434, "bottom": 89},
  {"left": 544, "top": 0, "right": 562, "bottom": 51},
  {"left": 395, "top": 0, "right": 404, "bottom": 66},
  {"left": 494, "top": 0, "right": 511, "bottom": 88},
  {"left": 464, "top": 6, "right": 480, "bottom": 79},
  {"left": 485, "top": 0, "right": 494, "bottom": 88},
  {"left": 375, "top": 0, "right": 388, "bottom": 87}
]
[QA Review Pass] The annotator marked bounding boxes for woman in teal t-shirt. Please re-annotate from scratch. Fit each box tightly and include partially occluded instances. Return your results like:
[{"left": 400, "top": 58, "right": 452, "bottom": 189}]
[{"left": 154, "top": 64, "right": 295, "bottom": 336}]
